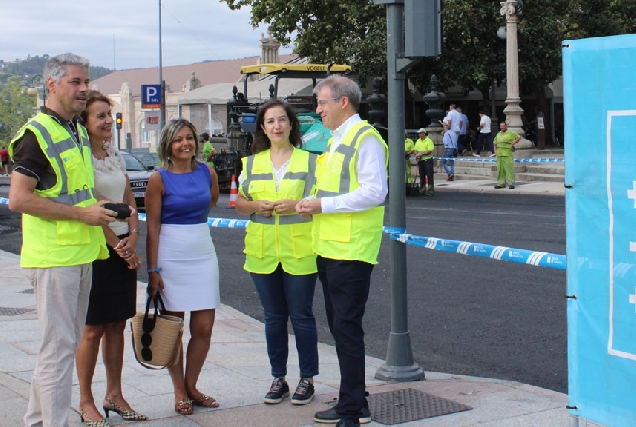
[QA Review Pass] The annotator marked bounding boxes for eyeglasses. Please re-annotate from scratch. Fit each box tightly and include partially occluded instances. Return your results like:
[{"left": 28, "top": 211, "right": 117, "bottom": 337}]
[
  {"left": 141, "top": 317, "right": 155, "bottom": 361},
  {"left": 316, "top": 96, "right": 342, "bottom": 106}
]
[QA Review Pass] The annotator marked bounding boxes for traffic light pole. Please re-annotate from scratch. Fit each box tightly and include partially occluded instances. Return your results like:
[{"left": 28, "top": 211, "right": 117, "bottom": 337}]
[
  {"left": 373, "top": 0, "right": 425, "bottom": 382},
  {"left": 115, "top": 113, "right": 123, "bottom": 150}
]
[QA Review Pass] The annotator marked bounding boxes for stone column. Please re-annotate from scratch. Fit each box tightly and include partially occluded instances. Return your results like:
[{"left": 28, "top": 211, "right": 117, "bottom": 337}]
[{"left": 500, "top": 0, "right": 532, "bottom": 149}]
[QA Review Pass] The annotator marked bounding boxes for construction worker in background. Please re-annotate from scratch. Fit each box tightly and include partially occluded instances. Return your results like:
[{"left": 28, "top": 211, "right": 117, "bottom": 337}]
[
  {"left": 493, "top": 122, "right": 521, "bottom": 189},
  {"left": 404, "top": 132, "right": 415, "bottom": 184},
  {"left": 414, "top": 128, "right": 435, "bottom": 196},
  {"left": 200, "top": 132, "right": 218, "bottom": 168}
]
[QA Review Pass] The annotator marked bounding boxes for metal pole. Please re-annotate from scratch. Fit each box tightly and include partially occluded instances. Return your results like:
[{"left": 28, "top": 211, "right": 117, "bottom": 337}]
[
  {"left": 375, "top": 0, "right": 425, "bottom": 382},
  {"left": 158, "top": 0, "right": 165, "bottom": 132}
]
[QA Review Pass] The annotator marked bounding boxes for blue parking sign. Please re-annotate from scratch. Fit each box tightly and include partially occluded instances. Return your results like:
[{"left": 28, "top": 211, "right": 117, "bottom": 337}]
[{"left": 142, "top": 84, "right": 162, "bottom": 109}]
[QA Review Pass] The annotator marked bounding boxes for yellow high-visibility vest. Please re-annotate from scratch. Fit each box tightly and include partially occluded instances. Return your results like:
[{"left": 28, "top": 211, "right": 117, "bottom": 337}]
[
  {"left": 10, "top": 113, "right": 107, "bottom": 268},
  {"left": 240, "top": 147, "right": 317, "bottom": 275},
  {"left": 313, "top": 121, "right": 388, "bottom": 264}
]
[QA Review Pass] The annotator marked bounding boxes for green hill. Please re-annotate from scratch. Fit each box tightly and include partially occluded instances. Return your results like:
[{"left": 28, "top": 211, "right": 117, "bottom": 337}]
[{"left": 0, "top": 54, "right": 112, "bottom": 87}]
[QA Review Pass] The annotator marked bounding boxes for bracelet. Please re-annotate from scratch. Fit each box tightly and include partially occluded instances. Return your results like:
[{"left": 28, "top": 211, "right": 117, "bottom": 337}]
[
  {"left": 147, "top": 267, "right": 162, "bottom": 274},
  {"left": 130, "top": 228, "right": 140, "bottom": 234}
]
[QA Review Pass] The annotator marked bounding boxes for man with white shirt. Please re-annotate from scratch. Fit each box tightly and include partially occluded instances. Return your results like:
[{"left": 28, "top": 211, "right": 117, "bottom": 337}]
[
  {"left": 445, "top": 104, "right": 462, "bottom": 133},
  {"left": 296, "top": 75, "right": 387, "bottom": 427},
  {"left": 474, "top": 111, "right": 495, "bottom": 157},
  {"left": 457, "top": 107, "right": 469, "bottom": 155}
]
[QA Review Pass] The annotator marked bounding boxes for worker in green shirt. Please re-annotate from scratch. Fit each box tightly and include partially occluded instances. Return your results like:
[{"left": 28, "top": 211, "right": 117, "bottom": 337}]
[
  {"left": 404, "top": 133, "right": 415, "bottom": 184},
  {"left": 414, "top": 128, "right": 435, "bottom": 196},
  {"left": 493, "top": 122, "right": 521, "bottom": 189},
  {"left": 200, "top": 132, "right": 218, "bottom": 168}
]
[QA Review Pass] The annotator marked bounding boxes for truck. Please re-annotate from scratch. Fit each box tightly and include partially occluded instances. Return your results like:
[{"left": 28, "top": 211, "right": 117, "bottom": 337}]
[{"left": 213, "top": 63, "right": 352, "bottom": 191}]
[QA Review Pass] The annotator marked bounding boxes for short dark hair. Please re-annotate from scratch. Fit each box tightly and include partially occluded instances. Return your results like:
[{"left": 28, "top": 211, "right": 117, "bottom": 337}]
[
  {"left": 80, "top": 90, "right": 112, "bottom": 125},
  {"left": 251, "top": 100, "right": 302, "bottom": 154}
]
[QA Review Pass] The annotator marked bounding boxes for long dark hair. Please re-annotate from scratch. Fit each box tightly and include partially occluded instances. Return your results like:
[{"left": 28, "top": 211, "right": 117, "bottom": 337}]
[{"left": 251, "top": 100, "right": 302, "bottom": 154}]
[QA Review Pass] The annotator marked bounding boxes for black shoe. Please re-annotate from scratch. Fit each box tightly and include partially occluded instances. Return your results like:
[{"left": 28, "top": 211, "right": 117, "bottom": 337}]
[
  {"left": 508, "top": 185, "right": 516, "bottom": 189},
  {"left": 494, "top": 185, "right": 505, "bottom": 189},
  {"left": 314, "top": 407, "right": 371, "bottom": 424},
  {"left": 291, "top": 378, "right": 314, "bottom": 405},
  {"left": 336, "top": 420, "right": 360, "bottom": 427},
  {"left": 264, "top": 377, "right": 289, "bottom": 404}
]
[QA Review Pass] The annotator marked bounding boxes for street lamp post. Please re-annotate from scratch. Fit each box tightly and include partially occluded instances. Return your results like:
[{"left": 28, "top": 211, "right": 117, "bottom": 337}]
[
  {"left": 27, "top": 75, "right": 47, "bottom": 107},
  {"left": 500, "top": 0, "right": 532, "bottom": 148}
]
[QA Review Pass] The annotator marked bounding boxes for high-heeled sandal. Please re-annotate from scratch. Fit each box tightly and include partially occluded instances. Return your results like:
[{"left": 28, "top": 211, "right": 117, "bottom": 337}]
[
  {"left": 103, "top": 397, "right": 148, "bottom": 421},
  {"left": 79, "top": 408, "right": 110, "bottom": 427}
]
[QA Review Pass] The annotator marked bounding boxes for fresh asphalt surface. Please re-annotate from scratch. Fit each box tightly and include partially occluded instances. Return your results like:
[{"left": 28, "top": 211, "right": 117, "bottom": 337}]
[{"left": 0, "top": 190, "right": 567, "bottom": 394}]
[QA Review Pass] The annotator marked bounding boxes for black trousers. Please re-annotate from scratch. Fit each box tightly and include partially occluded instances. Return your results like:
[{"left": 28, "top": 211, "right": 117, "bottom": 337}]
[
  {"left": 418, "top": 159, "right": 434, "bottom": 189},
  {"left": 317, "top": 256, "right": 374, "bottom": 424}
]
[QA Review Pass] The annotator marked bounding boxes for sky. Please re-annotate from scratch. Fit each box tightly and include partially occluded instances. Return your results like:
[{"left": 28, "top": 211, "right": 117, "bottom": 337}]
[{"left": 1, "top": 0, "right": 294, "bottom": 70}]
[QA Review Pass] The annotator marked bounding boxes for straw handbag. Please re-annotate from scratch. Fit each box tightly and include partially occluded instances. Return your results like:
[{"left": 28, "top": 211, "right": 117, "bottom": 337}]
[{"left": 131, "top": 293, "right": 184, "bottom": 369}]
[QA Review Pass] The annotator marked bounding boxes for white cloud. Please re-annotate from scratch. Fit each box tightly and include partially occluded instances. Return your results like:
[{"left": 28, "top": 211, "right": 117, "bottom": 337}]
[{"left": 1, "top": 0, "right": 293, "bottom": 69}]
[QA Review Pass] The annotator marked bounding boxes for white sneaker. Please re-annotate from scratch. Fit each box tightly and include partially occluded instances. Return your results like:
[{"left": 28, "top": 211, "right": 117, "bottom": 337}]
[
  {"left": 489, "top": 153, "right": 496, "bottom": 157},
  {"left": 472, "top": 153, "right": 480, "bottom": 157}
]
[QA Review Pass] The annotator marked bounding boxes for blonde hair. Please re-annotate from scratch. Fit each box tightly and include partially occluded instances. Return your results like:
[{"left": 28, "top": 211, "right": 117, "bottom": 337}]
[{"left": 157, "top": 119, "right": 200, "bottom": 171}]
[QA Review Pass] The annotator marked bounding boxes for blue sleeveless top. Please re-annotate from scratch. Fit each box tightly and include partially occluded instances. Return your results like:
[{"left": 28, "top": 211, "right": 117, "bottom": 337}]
[{"left": 159, "top": 162, "right": 212, "bottom": 224}]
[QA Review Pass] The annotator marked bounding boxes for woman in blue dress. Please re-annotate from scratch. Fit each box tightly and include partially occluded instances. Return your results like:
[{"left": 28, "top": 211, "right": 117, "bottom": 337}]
[{"left": 145, "top": 119, "right": 221, "bottom": 415}]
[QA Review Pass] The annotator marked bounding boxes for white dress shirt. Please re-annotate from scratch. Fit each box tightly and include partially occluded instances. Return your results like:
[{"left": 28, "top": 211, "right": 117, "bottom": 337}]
[{"left": 321, "top": 114, "right": 388, "bottom": 213}]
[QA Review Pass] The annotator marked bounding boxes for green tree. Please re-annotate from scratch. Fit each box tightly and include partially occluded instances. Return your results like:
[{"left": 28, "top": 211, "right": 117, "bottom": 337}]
[
  {"left": 220, "top": 0, "right": 632, "bottom": 134},
  {"left": 221, "top": 0, "right": 387, "bottom": 85},
  {"left": 0, "top": 77, "right": 36, "bottom": 147}
]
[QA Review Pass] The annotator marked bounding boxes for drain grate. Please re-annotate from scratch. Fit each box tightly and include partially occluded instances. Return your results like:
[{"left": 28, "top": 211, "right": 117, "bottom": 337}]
[
  {"left": 20, "top": 288, "right": 34, "bottom": 294},
  {"left": 368, "top": 388, "right": 472, "bottom": 425},
  {"left": 0, "top": 307, "right": 35, "bottom": 316}
]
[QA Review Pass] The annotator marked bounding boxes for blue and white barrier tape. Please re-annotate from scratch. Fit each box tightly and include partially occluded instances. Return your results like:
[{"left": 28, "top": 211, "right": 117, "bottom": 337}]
[
  {"left": 432, "top": 157, "right": 564, "bottom": 163},
  {"left": 389, "top": 232, "right": 566, "bottom": 270},
  {"left": 138, "top": 213, "right": 250, "bottom": 229},
  {"left": 0, "top": 198, "right": 566, "bottom": 269}
]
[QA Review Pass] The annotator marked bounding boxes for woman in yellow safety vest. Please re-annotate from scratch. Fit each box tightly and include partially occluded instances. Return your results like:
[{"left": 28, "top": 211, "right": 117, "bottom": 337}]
[{"left": 235, "top": 100, "right": 319, "bottom": 406}]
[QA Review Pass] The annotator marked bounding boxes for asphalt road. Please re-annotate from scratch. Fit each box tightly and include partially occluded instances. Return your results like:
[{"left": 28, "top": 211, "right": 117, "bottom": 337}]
[{"left": 0, "top": 191, "right": 567, "bottom": 393}]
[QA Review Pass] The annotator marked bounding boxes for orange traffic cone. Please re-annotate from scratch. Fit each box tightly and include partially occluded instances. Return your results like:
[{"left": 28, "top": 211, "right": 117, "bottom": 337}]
[{"left": 228, "top": 174, "right": 238, "bottom": 208}]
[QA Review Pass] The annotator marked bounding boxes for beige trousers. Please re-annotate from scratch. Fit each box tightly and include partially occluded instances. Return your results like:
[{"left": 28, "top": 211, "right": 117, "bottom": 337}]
[{"left": 23, "top": 264, "right": 92, "bottom": 427}]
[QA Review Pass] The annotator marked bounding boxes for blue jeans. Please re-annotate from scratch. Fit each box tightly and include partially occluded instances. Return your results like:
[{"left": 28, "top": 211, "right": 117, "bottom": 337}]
[
  {"left": 251, "top": 264, "right": 319, "bottom": 379},
  {"left": 442, "top": 148, "right": 455, "bottom": 176}
]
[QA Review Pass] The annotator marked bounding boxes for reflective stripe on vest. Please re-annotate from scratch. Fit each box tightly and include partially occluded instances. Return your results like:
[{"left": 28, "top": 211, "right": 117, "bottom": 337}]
[
  {"left": 27, "top": 118, "right": 94, "bottom": 206},
  {"left": 316, "top": 125, "right": 371, "bottom": 198},
  {"left": 242, "top": 150, "right": 317, "bottom": 202},
  {"left": 249, "top": 213, "right": 311, "bottom": 225}
]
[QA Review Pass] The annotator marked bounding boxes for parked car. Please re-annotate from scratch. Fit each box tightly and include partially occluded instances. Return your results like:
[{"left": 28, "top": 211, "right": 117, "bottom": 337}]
[
  {"left": 121, "top": 151, "right": 153, "bottom": 209},
  {"left": 134, "top": 152, "right": 160, "bottom": 170}
]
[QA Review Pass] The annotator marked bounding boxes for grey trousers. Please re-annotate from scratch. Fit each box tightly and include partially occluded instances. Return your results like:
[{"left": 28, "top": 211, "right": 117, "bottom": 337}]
[{"left": 23, "top": 264, "right": 92, "bottom": 427}]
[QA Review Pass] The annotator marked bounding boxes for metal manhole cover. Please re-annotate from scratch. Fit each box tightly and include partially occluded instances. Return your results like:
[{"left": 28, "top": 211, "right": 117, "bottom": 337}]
[
  {"left": 368, "top": 388, "right": 472, "bottom": 425},
  {"left": 0, "top": 307, "right": 35, "bottom": 316},
  {"left": 20, "top": 288, "right": 34, "bottom": 294}
]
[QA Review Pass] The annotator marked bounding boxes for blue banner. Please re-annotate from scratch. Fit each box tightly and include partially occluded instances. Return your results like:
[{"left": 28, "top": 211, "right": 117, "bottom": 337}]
[{"left": 565, "top": 34, "right": 636, "bottom": 426}]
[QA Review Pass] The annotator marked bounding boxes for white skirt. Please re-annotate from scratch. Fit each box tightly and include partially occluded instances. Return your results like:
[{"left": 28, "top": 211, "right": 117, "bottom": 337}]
[{"left": 158, "top": 223, "right": 220, "bottom": 311}]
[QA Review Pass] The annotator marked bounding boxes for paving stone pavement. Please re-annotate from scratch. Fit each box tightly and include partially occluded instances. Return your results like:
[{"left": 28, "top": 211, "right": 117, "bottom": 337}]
[{"left": 0, "top": 247, "right": 574, "bottom": 427}]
